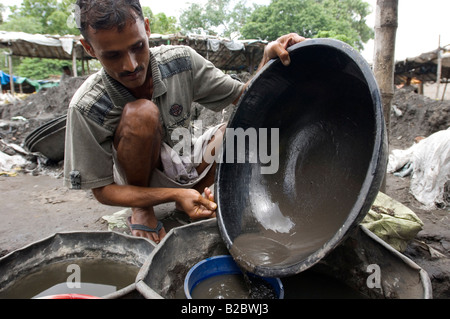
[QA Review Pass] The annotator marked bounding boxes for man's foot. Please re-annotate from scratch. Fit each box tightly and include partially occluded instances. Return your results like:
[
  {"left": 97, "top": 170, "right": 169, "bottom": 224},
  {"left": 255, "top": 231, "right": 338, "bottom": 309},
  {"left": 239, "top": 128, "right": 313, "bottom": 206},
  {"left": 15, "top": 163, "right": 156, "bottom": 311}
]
[{"left": 128, "top": 207, "right": 166, "bottom": 244}]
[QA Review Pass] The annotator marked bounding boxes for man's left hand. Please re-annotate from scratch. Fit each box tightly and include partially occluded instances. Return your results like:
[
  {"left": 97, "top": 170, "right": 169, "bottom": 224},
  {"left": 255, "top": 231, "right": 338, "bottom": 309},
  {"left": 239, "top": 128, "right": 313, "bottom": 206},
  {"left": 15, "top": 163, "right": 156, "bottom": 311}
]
[{"left": 262, "top": 33, "right": 307, "bottom": 67}]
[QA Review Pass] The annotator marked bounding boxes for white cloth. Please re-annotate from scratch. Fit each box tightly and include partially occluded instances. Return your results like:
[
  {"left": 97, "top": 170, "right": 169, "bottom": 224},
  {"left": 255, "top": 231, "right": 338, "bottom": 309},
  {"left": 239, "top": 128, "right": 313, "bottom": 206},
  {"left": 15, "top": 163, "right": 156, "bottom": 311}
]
[
  {"left": 388, "top": 128, "right": 450, "bottom": 209},
  {"left": 113, "top": 124, "right": 223, "bottom": 189}
]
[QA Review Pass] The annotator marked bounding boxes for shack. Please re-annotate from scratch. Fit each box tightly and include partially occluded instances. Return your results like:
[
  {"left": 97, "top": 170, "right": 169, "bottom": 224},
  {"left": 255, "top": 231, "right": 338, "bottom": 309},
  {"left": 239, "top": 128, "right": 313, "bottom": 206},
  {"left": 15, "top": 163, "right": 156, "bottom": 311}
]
[
  {"left": 0, "top": 31, "right": 267, "bottom": 95},
  {"left": 395, "top": 45, "right": 450, "bottom": 99}
]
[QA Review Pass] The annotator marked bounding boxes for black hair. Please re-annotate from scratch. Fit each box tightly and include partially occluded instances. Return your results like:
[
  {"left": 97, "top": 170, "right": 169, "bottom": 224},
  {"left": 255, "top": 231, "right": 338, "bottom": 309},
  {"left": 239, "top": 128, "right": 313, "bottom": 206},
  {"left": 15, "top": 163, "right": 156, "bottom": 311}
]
[{"left": 76, "top": 0, "right": 144, "bottom": 41}]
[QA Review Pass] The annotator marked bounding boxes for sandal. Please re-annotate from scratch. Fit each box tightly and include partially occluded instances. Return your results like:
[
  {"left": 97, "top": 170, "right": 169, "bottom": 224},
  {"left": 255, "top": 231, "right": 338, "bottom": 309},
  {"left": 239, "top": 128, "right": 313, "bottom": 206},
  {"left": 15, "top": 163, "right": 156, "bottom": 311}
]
[{"left": 127, "top": 216, "right": 164, "bottom": 234}]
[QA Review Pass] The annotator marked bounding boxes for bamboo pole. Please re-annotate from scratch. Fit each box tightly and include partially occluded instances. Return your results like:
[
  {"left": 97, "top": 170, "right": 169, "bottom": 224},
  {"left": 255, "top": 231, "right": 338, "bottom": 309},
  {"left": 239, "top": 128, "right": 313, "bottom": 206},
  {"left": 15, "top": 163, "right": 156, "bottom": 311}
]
[
  {"left": 8, "top": 53, "right": 15, "bottom": 96},
  {"left": 373, "top": 0, "right": 398, "bottom": 138},
  {"left": 373, "top": 0, "right": 398, "bottom": 192},
  {"left": 435, "top": 35, "right": 442, "bottom": 100},
  {"left": 442, "top": 81, "right": 448, "bottom": 101},
  {"left": 72, "top": 46, "right": 78, "bottom": 77}
]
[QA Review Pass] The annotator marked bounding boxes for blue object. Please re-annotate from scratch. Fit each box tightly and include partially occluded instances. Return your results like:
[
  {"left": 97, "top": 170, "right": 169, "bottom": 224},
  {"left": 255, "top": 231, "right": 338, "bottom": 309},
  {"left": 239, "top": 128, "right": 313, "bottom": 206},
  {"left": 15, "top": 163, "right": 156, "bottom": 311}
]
[
  {"left": 0, "top": 70, "right": 17, "bottom": 85},
  {"left": 184, "top": 255, "right": 284, "bottom": 299}
]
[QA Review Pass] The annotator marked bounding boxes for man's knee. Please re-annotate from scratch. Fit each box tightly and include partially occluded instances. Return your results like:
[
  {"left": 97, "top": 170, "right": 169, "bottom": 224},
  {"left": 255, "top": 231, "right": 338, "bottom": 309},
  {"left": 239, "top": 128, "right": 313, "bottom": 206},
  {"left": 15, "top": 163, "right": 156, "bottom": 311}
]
[{"left": 118, "top": 99, "right": 162, "bottom": 140}]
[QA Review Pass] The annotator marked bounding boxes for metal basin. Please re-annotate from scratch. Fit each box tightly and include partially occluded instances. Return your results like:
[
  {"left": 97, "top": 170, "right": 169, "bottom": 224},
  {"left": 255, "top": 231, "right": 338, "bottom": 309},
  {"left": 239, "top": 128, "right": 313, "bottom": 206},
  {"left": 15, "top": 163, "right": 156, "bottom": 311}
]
[
  {"left": 137, "top": 219, "right": 431, "bottom": 299},
  {"left": 0, "top": 231, "right": 155, "bottom": 299},
  {"left": 24, "top": 115, "right": 66, "bottom": 162},
  {"left": 215, "top": 39, "right": 388, "bottom": 277}
]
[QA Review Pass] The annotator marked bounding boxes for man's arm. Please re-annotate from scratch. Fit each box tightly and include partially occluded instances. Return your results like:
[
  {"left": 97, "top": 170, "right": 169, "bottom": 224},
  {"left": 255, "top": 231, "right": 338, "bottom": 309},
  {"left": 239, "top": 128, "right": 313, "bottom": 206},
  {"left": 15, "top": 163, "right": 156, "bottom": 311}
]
[{"left": 92, "top": 183, "right": 217, "bottom": 219}]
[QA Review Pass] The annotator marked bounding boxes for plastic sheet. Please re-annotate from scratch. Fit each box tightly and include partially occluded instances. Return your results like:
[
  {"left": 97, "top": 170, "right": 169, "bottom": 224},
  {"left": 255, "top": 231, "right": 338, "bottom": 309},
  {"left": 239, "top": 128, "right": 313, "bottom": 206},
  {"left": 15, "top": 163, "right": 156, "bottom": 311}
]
[
  {"left": 388, "top": 128, "right": 450, "bottom": 209},
  {"left": 362, "top": 192, "right": 424, "bottom": 252}
]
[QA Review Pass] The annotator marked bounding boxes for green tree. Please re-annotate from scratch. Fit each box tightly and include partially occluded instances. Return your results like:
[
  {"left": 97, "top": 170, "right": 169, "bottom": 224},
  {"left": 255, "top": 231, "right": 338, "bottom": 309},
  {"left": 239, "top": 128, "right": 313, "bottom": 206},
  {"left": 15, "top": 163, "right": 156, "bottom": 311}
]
[
  {"left": 180, "top": 0, "right": 252, "bottom": 38},
  {"left": 15, "top": 58, "right": 73, "bottom": 80},
  {"left": 0, "top": 0, "right": 81, "bottom": 80},
  {"left": 20, "top": 0, "right": 58, "bottom": 29},
  {"left": 142, "top": 6, "right": 154, "bottom": 23},
  {"left": 0, "top": 4, "right": 5, "bottom": 24},
  {"left": 1, "top": 0, "right": 79, "bottom": 35},
  {"left": 152, "top": 12, "right": 180, "bottom": 34},
  {"left": 241, "top": 0, "right": 373, "bottom": 50},
  {"left": 1, "top": 15, "right": 45, "bottom": 34},
  {"left": 141, "top": 6, "right": 179, "bottom": 35}
]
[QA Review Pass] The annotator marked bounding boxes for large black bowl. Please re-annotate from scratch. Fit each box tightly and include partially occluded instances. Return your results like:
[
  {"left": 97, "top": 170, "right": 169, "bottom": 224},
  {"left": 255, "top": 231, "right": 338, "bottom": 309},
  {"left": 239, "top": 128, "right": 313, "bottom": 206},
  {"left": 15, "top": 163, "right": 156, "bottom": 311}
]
[
  {"left": 215, "top": 39, "right": 388, "bottom": 278},
  {"left": 24, "top": 115, "right": 66, "bottom": 162}
]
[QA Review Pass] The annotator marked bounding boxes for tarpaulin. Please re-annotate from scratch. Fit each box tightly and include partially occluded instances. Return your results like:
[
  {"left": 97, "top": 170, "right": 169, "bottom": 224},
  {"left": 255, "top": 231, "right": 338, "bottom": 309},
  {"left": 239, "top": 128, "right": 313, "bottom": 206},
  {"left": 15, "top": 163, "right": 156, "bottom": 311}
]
[{"left": 0, "top": 70, "right": 17, "bottom": 86}]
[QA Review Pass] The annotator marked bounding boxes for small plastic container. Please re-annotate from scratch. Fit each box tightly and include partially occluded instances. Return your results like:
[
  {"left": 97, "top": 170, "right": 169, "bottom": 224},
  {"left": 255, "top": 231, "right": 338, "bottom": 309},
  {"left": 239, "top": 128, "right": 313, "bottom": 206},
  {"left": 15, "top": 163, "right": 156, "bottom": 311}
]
[{"left": 184, "top": 255, "right": 284, "bottom": 299}]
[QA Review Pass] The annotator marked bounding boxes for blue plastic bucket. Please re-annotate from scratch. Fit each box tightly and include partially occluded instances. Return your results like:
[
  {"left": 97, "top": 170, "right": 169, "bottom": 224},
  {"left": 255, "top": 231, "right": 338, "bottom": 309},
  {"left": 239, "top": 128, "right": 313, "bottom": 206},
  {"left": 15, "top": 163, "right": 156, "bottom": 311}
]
[{"left": 184, "top": 255, "right": 284, "bottom": 299}]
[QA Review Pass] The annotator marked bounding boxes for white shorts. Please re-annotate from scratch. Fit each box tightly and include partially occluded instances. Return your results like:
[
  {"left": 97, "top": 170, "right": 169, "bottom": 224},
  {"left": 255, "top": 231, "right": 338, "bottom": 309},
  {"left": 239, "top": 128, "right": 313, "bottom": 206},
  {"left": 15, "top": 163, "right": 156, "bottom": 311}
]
[{"left": 112, "top": 124, "right": 223, "bottom": 189}]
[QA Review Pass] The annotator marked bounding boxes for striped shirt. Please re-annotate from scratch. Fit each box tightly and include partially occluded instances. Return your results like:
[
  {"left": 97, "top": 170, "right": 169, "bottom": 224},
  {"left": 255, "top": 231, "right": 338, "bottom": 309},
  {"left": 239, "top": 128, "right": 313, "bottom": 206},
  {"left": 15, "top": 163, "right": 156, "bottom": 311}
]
[{"left": 64, "top": 45, "right": 243, "bottom": 190}]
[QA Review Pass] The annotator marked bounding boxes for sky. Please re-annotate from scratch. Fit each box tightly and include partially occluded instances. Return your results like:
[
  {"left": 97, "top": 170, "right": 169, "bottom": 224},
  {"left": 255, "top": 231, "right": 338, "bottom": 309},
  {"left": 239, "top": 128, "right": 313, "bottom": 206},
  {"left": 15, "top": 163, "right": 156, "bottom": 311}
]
[{"left": 4, "top": 0, "right": 450, "bottom": 63}]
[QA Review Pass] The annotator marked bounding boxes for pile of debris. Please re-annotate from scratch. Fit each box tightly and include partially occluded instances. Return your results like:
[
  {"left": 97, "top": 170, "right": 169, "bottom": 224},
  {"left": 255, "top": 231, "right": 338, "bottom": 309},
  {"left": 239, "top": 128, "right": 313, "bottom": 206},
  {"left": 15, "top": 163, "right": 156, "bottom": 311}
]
[
  {"left": 0, "top": 76, "right": 86, "bottom": 175},
  {"left": 0, "top": 76, "right": 87, "bottom": 144},
  {"left": 387, "top": 86, "right": 450, "bottom": 210},
  {"left": 390, "top": 85, "right": 450, "bottom": 147}
]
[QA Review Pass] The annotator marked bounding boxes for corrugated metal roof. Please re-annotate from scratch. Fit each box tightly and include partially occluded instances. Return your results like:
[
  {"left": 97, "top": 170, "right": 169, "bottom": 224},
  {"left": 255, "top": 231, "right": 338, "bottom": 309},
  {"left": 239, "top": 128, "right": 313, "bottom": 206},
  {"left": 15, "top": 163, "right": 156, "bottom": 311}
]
[
  {"left": 148, "top": 34, "right": 267, "bottom": 72},
  {"left": 395, "top": 45, "right": 450, "bottom": 84},
  {"left": 0, "top": 31, "right": 267, "bottom": 72},
  {"left": 0, "top": 31, "right": 88, "bottom": 60}
]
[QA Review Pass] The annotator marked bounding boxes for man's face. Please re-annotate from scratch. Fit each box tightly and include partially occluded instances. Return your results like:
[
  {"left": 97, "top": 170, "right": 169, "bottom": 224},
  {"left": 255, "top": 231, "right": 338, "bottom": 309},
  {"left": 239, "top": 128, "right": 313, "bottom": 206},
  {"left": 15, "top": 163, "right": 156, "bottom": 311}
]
[{"left": 81, "top": 17, "right": 151, "bottom": 91}]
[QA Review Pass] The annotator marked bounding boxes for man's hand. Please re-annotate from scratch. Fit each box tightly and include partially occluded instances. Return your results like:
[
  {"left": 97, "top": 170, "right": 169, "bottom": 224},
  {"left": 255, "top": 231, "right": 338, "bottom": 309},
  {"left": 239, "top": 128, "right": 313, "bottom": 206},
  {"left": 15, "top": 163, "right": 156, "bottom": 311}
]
[
  {"left": 233, "top": 33, "right": 307, "bottom": 105},
  {"left": 177, "top": 187, "right": 217, "bottom": 220},
  {"left": 260, "top": 33, "right": 307, "bottom": 67}
]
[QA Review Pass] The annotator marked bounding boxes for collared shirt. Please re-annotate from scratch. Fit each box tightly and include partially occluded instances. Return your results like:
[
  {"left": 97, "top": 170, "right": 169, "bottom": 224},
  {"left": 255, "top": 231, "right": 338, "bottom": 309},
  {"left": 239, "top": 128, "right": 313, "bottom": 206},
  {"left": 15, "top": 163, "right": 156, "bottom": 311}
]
[{"left": 64, "top": 45, "right": 244, "bottom": 190}]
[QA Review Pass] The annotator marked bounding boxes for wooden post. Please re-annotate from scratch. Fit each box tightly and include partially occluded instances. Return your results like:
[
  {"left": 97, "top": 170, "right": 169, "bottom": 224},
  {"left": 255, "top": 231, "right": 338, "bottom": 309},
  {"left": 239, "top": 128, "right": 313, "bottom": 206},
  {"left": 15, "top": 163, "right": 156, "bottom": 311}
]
[
  {"left": 373, "top": 0, "right": 398, "bottom": 137},
  {"left": 435, "top": 35, "right": 442, "bottom": 100},
  {"left": 418, "top": 81, "right": 424, "bottom": 95},
  {"left": 442, "top": 81, "right": 448, "bottom": 101},
  {"left": 72, "top": 46, "right": 78, "bottom": 77},
  {"left": 82, "top": 58, "right": 85, "bottom": 76},
  {"left": 373, "top": 0, "right": 398, "bottom": 192},
  {"left": 81, "top": 50, "right": 85, "bottom": 76},
  {"left": 8, "top": 53, "right": 15, "bottom": 96}
]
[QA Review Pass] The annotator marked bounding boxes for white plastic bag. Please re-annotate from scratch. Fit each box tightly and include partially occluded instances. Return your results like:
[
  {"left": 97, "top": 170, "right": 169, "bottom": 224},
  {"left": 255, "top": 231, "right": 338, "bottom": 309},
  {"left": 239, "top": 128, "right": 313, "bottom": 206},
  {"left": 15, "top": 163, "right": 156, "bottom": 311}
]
[
  {"left": 410, "top": 129, "right": 450, "bottom": 209},
  {"left": 388, "top": 128, "right": 450, "bottom": 210}
]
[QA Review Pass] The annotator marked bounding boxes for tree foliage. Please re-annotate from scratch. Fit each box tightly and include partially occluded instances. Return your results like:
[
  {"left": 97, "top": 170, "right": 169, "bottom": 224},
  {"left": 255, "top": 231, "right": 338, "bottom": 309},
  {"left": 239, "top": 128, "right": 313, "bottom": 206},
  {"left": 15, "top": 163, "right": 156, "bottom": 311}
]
[
  {"left": 1, "top": 0, "right": 80, "bottom": 35},
  {"left": 0, "top": 0, "right": 80, "bottom": 80},
  {"left": 15, "top": 58, "right": 73, "bottom": 80},
  {"left": 179, "top": 0, "right": 252, "bottom": 38},
  {"left": 142, "top": 6, "right": 180, "bottom": 34},
  {"left": 0, "top": 0, "right": 374, "bottom": 80},
  {"left": 241, "top": 0, "right": 373, "bottom": 50},
  {"left": 0, "top": 2, "right": 178, "bottom": 80}
]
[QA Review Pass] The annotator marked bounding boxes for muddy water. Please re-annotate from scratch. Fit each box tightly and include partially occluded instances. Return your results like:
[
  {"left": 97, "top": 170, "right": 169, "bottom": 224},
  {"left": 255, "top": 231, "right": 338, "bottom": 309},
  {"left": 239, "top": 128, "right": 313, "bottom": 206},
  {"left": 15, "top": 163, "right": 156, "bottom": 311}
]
[
  {"left": 191, "top": 273, "right": 277, "bottom": 299},
  {"left": 0, "top": 259, "right": 139, "bottom": 299},
  {"left": 227, "top": 116, "right": 369, "bottom": 273},
  {"left": 191, "top": 274, "right": 250, "bottom": 299}
]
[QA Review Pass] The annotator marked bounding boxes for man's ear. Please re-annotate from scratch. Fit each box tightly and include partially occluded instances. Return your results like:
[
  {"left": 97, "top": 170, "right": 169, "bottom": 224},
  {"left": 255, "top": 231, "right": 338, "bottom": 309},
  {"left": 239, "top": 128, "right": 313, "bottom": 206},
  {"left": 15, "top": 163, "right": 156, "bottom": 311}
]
[
  {"left": 144, "top": 17, "right": 151, "bottom": 37},
  {"left": 80, "top": 39, "right": 96, "bottom": 58}
]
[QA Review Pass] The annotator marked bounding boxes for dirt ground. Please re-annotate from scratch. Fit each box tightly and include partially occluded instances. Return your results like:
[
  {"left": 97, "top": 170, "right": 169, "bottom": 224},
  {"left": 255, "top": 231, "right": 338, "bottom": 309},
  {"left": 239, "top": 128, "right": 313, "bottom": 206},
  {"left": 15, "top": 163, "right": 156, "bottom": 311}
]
[{"left": 0, "top": 78, "right": 449, "bottom": 298}]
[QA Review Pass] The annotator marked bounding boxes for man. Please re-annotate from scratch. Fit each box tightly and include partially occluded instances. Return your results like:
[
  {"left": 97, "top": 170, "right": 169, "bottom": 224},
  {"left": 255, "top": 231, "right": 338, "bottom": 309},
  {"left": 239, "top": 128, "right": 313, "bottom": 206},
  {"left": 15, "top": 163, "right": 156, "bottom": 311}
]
[
  {"left": 64, "top": 0, "right": 305, "bottom": 244},
  {"left": 61, "top": 66, "right": 72, "bottom": 82}
]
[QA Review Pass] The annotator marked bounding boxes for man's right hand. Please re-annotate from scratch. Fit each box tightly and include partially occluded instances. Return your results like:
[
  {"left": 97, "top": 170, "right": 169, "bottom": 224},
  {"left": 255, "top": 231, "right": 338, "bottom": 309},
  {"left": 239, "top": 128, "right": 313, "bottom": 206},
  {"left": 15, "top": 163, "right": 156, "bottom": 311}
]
[{"left": 177, "top": 187, "right": 217, "bottom": 220}]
